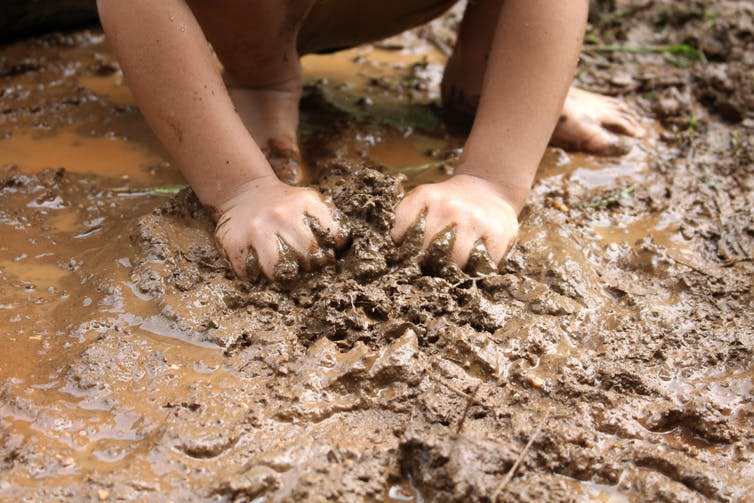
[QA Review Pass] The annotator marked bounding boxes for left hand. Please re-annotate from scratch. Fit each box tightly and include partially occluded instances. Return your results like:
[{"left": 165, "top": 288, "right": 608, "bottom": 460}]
[{"left": 391, "top": 174, "right": 519, "bottom": 269}]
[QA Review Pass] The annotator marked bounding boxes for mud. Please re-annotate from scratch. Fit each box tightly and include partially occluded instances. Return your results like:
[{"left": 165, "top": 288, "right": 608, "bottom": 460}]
[{"left": 1, "top": 1, "right": 753, "bottom": 502}]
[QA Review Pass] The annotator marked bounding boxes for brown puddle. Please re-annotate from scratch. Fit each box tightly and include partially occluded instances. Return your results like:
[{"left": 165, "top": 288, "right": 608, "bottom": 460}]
[
  {"left": 1, "top": 5, "right": 753, "bottom": 501},
  {"left": 79, "top": 73, "right": 135, "bottom": 107},
  {"left": 0, "top": 130, "right": 165, "bottom": 185}
]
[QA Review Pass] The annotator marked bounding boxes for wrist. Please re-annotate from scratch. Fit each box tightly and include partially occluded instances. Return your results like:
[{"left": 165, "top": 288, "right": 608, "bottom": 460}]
[
  {"left": 451, "top": 168, "right": 531, "bottom": 214},
  {"left": 199, "top": 173, "right": 280, "bottom": 220}
]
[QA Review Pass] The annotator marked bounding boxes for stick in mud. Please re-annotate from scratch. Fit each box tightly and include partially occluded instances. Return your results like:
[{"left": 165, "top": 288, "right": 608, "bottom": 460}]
[
  {"left": 455, "top": 383, "right": 481, "bottom": 435},
  {"left": 494, "top": 410, "right": 551, "bottom": 499}
]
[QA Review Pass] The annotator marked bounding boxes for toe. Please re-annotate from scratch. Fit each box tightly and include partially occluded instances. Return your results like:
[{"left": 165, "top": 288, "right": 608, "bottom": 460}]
[
  {"left": 620, "top": 112, "right": 646, "bottom": 137},
  {"left": 601, "top": 106, "right": 645, "bottom": 137},
  {"left": 266, "top": 138, "right": 307, "bottom": 185},
  {"left": 269, "top": 156, "right": 306, "bottom": 186},
  {"left": 582, "top": 129, "right": 630, "bottom": 156}
]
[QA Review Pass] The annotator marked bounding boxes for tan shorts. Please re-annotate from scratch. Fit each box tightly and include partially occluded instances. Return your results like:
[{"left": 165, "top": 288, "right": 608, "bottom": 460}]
[{"left": 298, "top": 0, "right": 458, "bottom": 54}]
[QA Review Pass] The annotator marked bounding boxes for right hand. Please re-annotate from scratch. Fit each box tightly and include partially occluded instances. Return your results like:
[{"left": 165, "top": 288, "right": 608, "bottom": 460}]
[{"left": 213, "top": 175, "right": 347, "bottom": 281}]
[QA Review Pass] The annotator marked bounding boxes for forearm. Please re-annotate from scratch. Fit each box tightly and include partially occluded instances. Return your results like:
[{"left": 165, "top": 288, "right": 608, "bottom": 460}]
[
  {"left": 456, "top": 0, "right": 589, "bottom": 212},
  {"left": 97, "top": 0, "right": 273, "bottom": 207}
]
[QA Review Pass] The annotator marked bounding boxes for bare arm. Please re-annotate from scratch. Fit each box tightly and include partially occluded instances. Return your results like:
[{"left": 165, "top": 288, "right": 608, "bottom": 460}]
[
  {"left": 97, "top": 0, "right": 345, "bottom": 279},
  {"left": 457, "top": 0, "right": 588, "bottom": 211},
  {"left": 393, "top": 0, "right": 588, "bottom": 267},
  {"left": 97, "top": 0, "right": 270, "bottom": 207}
]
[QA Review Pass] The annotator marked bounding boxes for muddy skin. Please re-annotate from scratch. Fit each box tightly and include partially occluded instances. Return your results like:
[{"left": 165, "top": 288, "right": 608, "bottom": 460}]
[
  {"left": 265, "top": 138, "right": 307, "bottom": 186},
  {"left": 1, "top": 1, "right": 754, "bottom": 502}
]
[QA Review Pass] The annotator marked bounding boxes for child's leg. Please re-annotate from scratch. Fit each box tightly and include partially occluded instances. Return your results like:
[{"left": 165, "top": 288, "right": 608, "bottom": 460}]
[
  {"left": 186, "top": 0, "right": 458, "bottom": 185},
  {"left": 297, "top": 0, "right": 457, "bottom": 54},
  {"left": 443, "top": 0, "right": 644, "bottom": 155},
  {"left": 186, "top": 0, "right": 316, "bottom": 185}
]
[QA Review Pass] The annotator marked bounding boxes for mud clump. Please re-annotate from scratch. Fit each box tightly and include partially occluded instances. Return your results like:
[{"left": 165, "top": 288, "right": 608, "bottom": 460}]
[{"left": 131, "top": 163, "right": 510, "bottom": 352}]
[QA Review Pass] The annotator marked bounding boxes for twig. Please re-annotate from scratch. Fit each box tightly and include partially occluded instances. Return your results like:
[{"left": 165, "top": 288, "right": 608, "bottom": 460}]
[
  {"left": 455, "top": 383, "right": 481, "bottom": 435},
  {"left": 665, "top": 254, "right": 722, "bottom": 278},
  {"left": 429, "top": 374, "right": 478, "bottom": 401},
  {"left": 493, "top": 411, "right": 551, "bottom": 499},
  {"left": 722, "top": 257, "right": 753, "bottom": 267}
]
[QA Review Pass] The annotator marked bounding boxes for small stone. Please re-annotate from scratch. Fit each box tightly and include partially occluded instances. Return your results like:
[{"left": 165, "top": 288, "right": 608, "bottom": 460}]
[
  {"left": 529, "top": 375, "right": 544, "bottom": 389},
  {"left": 357, "top": 96, "right": 374, "bottom": 107},
  {"left": 610, "top": 72, "right": 635, "bottom": 87},
  {"left": 97, "top": 489, "right": 109, "bottom": 501}
]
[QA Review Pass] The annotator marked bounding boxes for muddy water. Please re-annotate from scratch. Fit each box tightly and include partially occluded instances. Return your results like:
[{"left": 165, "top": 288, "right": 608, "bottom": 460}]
[{"left": 1, "top": 6, "right": 754, "bottom": 502}]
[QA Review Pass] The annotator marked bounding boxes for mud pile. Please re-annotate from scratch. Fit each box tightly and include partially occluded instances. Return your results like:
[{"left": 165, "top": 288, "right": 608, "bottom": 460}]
[{"left": 75, "top": 159, "right": 745, "bottom": 501}]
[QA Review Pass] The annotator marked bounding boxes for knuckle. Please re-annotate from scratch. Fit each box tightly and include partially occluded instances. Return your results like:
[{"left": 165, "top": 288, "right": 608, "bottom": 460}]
[
  {"left": 302, "top": 189, "right": 322, "bottom": 203},
  {"left": 268, "top": 204, "right": 288, "bottom": 220},
  {"left": 411, "top": 185, "right": 433, "bottom": 202},
  {"left": 218, "top": 229, "right": 243, "bottom": 251}
]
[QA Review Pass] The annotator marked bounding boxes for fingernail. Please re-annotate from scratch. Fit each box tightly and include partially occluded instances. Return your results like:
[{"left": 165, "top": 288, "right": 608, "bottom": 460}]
[
  {"left": 274, "top": 236, "right": 300, "bottom": 283},
  {"left": 245, "top": 247, "right": 262, "bottom": 283},
  {"left": 307, "top": 245, "right": 331, "bottom": 271},
  {"left": 466, "top": 239, "right": 497, "bottom": 276},
  {"left": 420, "top": 225, "right": 456, "bottom": 273}
]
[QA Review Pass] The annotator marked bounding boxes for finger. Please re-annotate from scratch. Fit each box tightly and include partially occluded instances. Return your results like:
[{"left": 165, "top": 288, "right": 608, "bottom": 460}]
[
  {"left": 306, "top": 244, "right": 331, "bottom": 271},
  {"left": 253, "top": 232, "right": 282, "bottom": 281},
  {"left": 215, "top": 225, "right": 249, "bottom": 280},
  {"left": 502, "top": 233, "right": 518, "bottom": 262},
  {"left": 421, "top": 206, "right": 454, "bottom": 251},
  {"left": 265, "top": 139, "right": 307, "bottom": 186},
  {"left": 304, "top": 214, "right": 336, "bottom": 269},
  {"left": 269, "top": 156, "right": 305, "bottom": 186},
  {"left": 245, "top": 246, "right": 262, "bottom": 283},
  {"left": 448, "top": 225, "right": 478, "bottom": 269},
  {"left": 306, "top": 203, "right": 348, "bottom": 250},
  {"left": 466, "top": 239, "right": 497, "bottom": 276},
  {"left": 391, "top": 192, "right": 427, "bottom": 244},
  {"left": 422, "top": 224, "right": 456, "bottom": 265},
  {"left": 481, "top": 231, "right": 508, "bottom": 266},
  {"left": 273, "top": 235, "right": 301, "bottom": 282},
  {"left": 278, "top": 218, "right": 319, "bottom": 272}
]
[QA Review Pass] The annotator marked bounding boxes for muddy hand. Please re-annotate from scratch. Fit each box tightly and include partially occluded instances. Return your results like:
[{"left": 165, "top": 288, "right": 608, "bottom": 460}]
[
  {"left": 214, "top": 176, "right": 347, "bottom": 281},
  {"left": 391, "top": 174, "right": 519, "bottom": 271}
]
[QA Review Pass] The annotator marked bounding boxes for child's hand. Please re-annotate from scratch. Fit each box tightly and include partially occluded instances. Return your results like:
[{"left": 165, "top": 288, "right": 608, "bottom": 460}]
[
  {"left": 214, "top": 176, "right": 347, "bottom": 280},
  {"left": 391, "top": 175, "right": 519, "bottom": 269}
]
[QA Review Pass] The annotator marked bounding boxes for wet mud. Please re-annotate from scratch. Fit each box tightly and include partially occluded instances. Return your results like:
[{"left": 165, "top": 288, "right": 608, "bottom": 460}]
[{"left": 1, "top": 1, "right": 753, "bottom": 501}]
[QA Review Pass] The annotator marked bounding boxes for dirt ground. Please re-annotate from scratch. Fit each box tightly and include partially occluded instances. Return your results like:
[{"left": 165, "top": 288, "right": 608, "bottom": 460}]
[{"left": 1, "top": 1, "right": 752, "bottom": 501}]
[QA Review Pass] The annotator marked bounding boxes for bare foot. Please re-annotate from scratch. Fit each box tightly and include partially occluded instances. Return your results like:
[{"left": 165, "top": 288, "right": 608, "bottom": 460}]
[
  {"left": 550, "top": 87, "right": 645, "bottom": 155},
  {"left": 228, "top": 83, "right": 308, "bottom": 185},
  {"left": 188, "top": 0, "right": 314, "bottom": 185}
]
